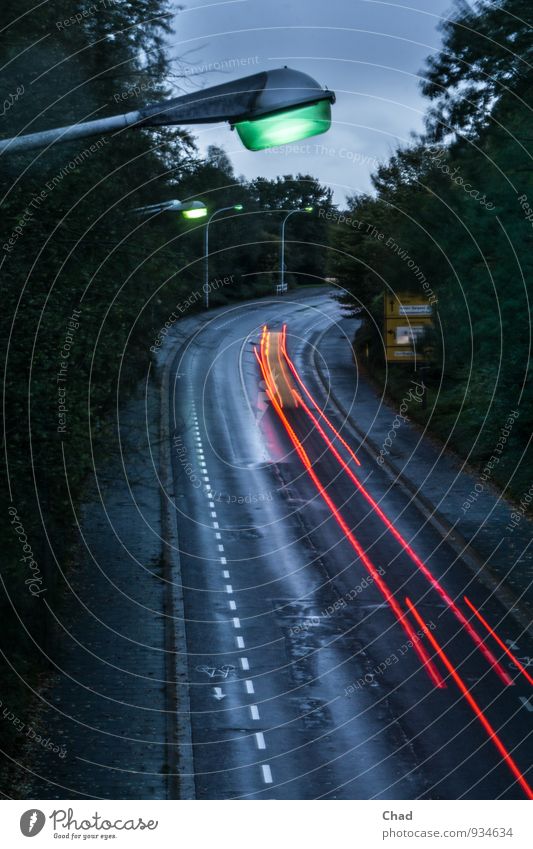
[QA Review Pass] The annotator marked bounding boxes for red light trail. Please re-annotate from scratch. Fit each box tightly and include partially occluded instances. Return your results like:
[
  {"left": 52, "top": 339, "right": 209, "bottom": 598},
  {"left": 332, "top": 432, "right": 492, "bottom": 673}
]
[
  {"left": 276, "top": 325, "right": 513, "bottom": 687},
  {"left": 255, "top": 337, "right": 445, "bottom": 689},
  {"left": 405, "top": 597, "right": 533, "bottom": 800},
  {"left": 463, "top": 596, "right": 533, "bottom": 686}
]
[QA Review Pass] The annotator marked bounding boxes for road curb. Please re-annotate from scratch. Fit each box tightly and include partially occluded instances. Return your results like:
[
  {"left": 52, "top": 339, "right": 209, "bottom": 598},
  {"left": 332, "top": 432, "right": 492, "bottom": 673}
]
[
  {"left": 311, "top": 323, "right": 533, "bottom": 636},
  {"left": 157, "top": 348, "right": 196, "bottom": 800}
]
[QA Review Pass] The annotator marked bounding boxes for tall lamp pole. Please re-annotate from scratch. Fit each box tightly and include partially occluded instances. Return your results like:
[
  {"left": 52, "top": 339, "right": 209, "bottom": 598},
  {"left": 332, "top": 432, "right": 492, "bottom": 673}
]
[
  {"left": 279, "top": 206, "right": 313, "bottom": 294},
  {"left": 204, "top": 204, "right": 243, "bottom": 309}
]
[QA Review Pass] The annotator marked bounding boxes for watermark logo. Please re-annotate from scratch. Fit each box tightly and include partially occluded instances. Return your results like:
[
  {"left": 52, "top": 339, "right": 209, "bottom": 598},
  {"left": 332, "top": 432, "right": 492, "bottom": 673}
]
[{"left": 20, "top": 810, "right": 46, "bottom": 837}]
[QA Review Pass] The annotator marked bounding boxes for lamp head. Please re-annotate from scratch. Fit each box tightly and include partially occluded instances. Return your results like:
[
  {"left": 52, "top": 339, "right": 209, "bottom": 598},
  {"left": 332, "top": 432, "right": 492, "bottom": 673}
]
[{"left": 181, "top": 201, "right": 208, "bottom": 220}]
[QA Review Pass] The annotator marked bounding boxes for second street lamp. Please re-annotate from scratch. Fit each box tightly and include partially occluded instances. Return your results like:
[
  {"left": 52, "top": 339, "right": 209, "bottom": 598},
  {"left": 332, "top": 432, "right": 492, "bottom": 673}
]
[
  {"left": 278, "top": 206, "right": 313, "bottom": 295},
  {"left": 133, "top": 199, "right": 207, "bottom": 219},
  {"left": 204, "top": 204, "right": 244, "bottom": 309}
]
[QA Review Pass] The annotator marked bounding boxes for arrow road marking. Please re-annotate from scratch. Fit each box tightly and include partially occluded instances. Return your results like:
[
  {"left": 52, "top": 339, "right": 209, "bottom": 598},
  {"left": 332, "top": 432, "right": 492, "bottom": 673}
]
[{"left": 213, "top": 687, "right": 226, "bottom": 701}]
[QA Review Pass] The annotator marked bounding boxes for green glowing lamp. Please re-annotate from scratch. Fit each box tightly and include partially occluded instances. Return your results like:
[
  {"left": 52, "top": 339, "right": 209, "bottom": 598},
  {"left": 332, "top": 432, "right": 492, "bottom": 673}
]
[
  {"left": 182, "top": 202, "right": 208, "bottom": 220},
  {"left": 234, "top": 100, "right": 331, "bottom": 151}
]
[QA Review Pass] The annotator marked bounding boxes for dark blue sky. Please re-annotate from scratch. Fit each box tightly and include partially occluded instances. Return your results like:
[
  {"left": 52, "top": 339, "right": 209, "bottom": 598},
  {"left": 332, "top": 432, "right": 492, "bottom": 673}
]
[{"left": 171, "top": 0, "right": 453, "bottom": 202}]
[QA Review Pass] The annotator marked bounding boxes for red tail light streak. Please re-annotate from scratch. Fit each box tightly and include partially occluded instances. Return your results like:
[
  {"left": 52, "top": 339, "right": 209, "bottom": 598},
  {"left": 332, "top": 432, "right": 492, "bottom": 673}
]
[
  {"left": 254, "top": 337, "right": 445, "bottom": 689},
  {"left": 269, "top": 324, "right": 513, "bottom": 687},
  {"left": 405, "top": 597, "right": 533, "bottom": 800},
  {"left": 463, "top": 596, "right": 533, "bottom": 687}
]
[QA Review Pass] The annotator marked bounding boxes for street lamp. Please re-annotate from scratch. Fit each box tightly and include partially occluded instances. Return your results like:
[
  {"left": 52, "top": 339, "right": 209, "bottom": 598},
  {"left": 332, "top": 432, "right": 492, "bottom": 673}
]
[
  {"left": 133, "top": 199, "right": 207, "bottom": 219},
  {"left": 278, "top": 206, "right": 314, "bottom": 295},
  {"left": 0, "top": 68, "right": 335, "bottom": 155},
  {"left": 204, "top": 204, "right": 244, "bottom": 309}
]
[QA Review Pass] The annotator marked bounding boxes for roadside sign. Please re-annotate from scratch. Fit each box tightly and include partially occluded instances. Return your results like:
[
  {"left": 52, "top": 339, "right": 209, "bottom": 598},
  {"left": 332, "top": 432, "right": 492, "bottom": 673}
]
[{"left": 384, "top": 292, "right": 432, "bottom": 362}]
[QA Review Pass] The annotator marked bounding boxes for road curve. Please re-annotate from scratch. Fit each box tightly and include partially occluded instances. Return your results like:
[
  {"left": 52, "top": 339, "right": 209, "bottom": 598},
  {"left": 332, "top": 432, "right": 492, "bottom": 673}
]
[{"left": 168, "top": 291, "right": 532, "bottom": 800}]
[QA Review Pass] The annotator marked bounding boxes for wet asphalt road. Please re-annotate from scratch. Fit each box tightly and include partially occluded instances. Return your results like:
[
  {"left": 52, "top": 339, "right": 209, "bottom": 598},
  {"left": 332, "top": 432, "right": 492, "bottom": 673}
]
[{"left": 169, "top": 293, "right": 532, "bottom": 800}]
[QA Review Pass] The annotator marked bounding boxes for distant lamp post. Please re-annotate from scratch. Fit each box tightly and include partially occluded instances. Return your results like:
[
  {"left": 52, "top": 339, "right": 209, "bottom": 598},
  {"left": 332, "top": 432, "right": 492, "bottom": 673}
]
[
  {"left": 278, "top": 206, "right": 314, "bottom": 295},
  {"left": 204, "top": 204, "right": 244, "bottom": 309},
  {"left": 0, "top": 68, "right": 335, "bottom": 155}
]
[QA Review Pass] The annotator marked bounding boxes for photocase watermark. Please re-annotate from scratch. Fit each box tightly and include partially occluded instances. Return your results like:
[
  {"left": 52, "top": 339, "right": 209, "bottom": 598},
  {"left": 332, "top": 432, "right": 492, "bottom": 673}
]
[
  {"left": 56, "top": 308, "right": 82, "bottom": 434},
  {"left": 461, "top": 410, "right": 519, "bottom": 514},
  {"left": 0, "top": 84, "right": 24, "bottom": 117},
  {"left": 506, "top": 481, "right": 533, "bottom": 532},
  {"left": 2, "top": 137, "right": 109, "bottom": 254},
  {"left": 181, "top": 55, "right": 260, "bottom": 76},
  {"left": 173, "top": 434, "right": 203, "bottom": 489},
  {"left": 344, "top": 621, "right": 436, "bottom": 695},
  {"left": 428, "top": 145, "right": 494, "bottom": 210},
  {"left": 8, "top": 506, "right": 46, "bottom": 596},
  {"left": 517, "top": 193, "right": 533, "bottom": 231},
  {"left": 20, "top": 810, "right": 46, "bottom": 837},
  {"left": 289, "top": 568, "right": 386, "bottom": 637},
  {"left": 0, "top": 698, "right": 67, "bottom": 759},
  {"left": 208, "top": 488, "right": 273, "bottom": 504},
  {"left": 150, "top": 275, "right": 235, "bottom": 353},
  {"left": 56, "top": 0, "right": 120, "bottom": 29},
  {"left": 377, "top": 380, "right": 426, "bottom": 464},
  {"left": 264, "top": 142, "right": 379, "bottom": 169},
  {"left": 318, "top": 212, "right": 438, "bottom": 305},
  {"left": 49, "top": 807, "right": 158, "bottom": 833}
]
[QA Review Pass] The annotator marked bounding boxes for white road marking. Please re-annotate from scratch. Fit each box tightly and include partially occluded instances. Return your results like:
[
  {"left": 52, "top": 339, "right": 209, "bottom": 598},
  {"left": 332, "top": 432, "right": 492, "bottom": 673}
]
[
  {"left": 240, "top": 657, "right": 249, "bottom": 671},
  {"left": 213, "top": 521, "right": 219, "bottom": 529},
  {"left": 229, "top": 600, "right": 237, "bottom": 610},
  {"left": 215, "top": 532, "right": 221, "bottom": 540},
  {"left": 519, "top": 696, "right": 533, "bottom": 712},
  {"left": 203, "top": 476, "right": 210, "bottom": 482},
  {"left": 211, "top": 511, "right": 217, "bottom": 518},
  {"left": 233, "top": 617, "right": 241, "bottom": 629},
  {"left": 236, "top": 636, "right": 245, "bottom": 649},
  {"left": 220, "top": 557, "right": 227, "bottom": 565},
  {"left": 245, "top": 679, "right": 254, "bottom": 694},
  {"left": 222, "top": 570, "right": 230, "bottom": 578},
  {"left": 261, "top": 765, "right": 273, "bottom": 784},
  {"left": 209, "top": 501, "right": 215, "bottom": 508},
  {"left": 255, "top": 732, "right": 266, "bottom": 750},
  {"left": 218, "top": 544, "right": 224, "bottom": 552},
  {"left": 250, "top": 705, "right": 260, "bottom": 720},
  {"left": 225, "top": 585, "right": 233, "bottom": 593}
]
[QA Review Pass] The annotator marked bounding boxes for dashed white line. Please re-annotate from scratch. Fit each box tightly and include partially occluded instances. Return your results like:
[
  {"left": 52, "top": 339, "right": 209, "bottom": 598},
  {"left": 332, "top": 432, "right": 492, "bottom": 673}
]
[
  {"left": 236, "top": 636, "right": 245, "bottom": 649},
  {"left": 218, "top": 544, "right": 224, "bottom": 552},
  {"left": 222, "top": 570, "right": 230, "bottom": 578},
  {"left": 255, "top": 732, "right": 266, "bottom": 750},
  {"left": 233, "top": 617, "right": 241, "bottom": 629},
  {"left": 261, "top": 765, "right": 273, "bottom": 784},
  {"left": 209, "top": 501, "right": 215, "bottom": 508},
  {"left": 220, "top": 557, "right": 227, "bottom": 565},
  {"left": 213, "top": 522, "right": 219, "bottom": 529},
  {"left": 245, "top": 679, "right": 254, "bottom": 694},
  {"left": 229, "top": 600, "right": 237, "bottom": 611},
  {"left": 211, "top": 511, "right": 217, "bottom": 518},
  {"left": 240, "top": 657, "right": 249, "bottom": 671},
  {"left": 250, "top": 705, "right": 260, "bottom": 720},
  {"left": 215, "top": 532, "right": 221, "bottom": 540},
  {"left": 225, "top": 585, "right": 233, "bottom": 594}
]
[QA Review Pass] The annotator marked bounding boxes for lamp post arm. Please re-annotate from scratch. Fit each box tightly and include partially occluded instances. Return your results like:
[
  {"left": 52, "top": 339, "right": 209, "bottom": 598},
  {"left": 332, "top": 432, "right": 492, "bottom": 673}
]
[{"left": 0, "top": 110, "right": 142, "bottom": 155}]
